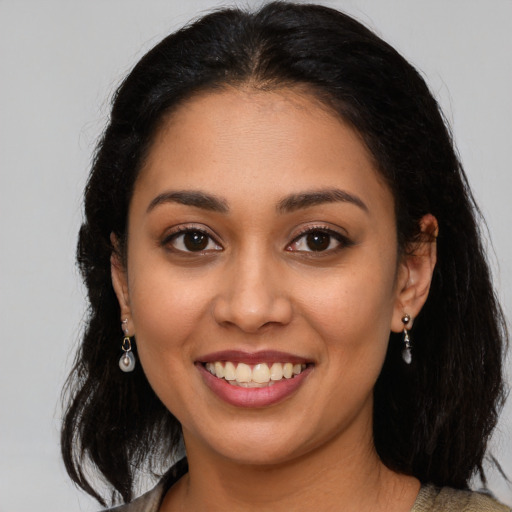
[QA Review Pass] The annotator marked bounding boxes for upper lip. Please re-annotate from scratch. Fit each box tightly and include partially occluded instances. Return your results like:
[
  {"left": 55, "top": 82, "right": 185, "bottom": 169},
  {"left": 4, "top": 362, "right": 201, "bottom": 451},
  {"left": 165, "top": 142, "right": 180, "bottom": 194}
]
[{"left": 196, "top": 350, "right": 313, "bottom": 365}]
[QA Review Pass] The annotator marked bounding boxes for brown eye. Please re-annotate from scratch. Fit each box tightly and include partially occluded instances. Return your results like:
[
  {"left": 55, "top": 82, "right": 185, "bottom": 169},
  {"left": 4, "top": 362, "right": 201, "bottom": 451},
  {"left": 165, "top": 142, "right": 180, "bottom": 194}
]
[
  {"left": 166, "top": 229, "right": 222, "bottom": 253},
  {"left": 287, "top": 228, "right": 351, "bottom": 254},
  {"left": 306, "top": 232, "right": 331, "bottom": 251},
  {"left": 183, "top": 231, "right": 208, "bottom": 251}
]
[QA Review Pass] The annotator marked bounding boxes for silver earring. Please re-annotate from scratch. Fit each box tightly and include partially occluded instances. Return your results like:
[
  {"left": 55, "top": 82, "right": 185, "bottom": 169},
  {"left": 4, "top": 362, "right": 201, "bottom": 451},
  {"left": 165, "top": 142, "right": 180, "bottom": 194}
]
[
  {"left": 119, "top": 318, "right": 136, "bottom": 372},
  {"left": 401, "top": 314, "right": 412, "bottom": 364}
]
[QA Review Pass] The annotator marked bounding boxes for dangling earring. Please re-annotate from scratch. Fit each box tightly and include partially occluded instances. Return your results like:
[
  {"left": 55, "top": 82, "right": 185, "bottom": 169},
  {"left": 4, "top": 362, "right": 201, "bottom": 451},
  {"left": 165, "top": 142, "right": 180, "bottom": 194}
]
[
  {"left": 119, "top": 318, "right": 136, "bottom": 372},
  {"left": 401, "top": 314, "right": 412, "bottom": 364}
]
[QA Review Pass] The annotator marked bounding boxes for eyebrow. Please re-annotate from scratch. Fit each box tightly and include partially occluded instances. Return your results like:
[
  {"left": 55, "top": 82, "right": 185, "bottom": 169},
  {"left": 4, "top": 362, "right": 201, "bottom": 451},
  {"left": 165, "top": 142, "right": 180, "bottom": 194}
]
[
  {"left": 147, "top": 190, "right": 229, "bottom": 214},
  {"left": 277, "top": 188, "right": 369, "bottom": 214},
  {"left": 146, "top": 187, "right": 368, "bottom": 215}
]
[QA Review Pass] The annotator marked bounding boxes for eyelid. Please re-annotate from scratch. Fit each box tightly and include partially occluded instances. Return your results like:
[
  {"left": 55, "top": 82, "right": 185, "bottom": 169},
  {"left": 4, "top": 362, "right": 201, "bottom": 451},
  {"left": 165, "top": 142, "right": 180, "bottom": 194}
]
[
  {"left": 161, "top": 224, "right": 223, "bottom": 253},
  {"left": 286, "top": 224, "right": 353, "bottom": 253}
]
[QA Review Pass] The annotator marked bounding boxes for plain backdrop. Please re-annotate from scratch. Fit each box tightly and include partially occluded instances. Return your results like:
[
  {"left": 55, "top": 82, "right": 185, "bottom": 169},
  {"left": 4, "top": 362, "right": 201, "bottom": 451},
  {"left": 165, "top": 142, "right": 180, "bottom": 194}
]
[{"left": 0, "top": 1, "right": 511, "bottom": 510}]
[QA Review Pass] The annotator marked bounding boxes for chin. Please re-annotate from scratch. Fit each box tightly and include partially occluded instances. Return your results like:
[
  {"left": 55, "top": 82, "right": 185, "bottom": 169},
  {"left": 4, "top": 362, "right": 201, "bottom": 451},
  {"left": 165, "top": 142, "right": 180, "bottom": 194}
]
[{"left": 185, "top": 415, "right": 327, "bottom": 468}]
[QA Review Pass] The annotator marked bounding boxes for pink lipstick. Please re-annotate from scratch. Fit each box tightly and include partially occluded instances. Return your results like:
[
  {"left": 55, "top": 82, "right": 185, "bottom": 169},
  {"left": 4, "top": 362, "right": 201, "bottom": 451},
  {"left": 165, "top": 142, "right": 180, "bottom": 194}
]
[{"left": 196, "top": 350, "right": 313, "bottom": 408}]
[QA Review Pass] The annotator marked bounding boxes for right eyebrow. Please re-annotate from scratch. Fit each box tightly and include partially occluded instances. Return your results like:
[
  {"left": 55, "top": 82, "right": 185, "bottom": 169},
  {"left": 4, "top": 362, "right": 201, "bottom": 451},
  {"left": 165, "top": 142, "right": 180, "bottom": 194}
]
[{"left": 146, "top": 190, "right": 229, "bottom": 214}]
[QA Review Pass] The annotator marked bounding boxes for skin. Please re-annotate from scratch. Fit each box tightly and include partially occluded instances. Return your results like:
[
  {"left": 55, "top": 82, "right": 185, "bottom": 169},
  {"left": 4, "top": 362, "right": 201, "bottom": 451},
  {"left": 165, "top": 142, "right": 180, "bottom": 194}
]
[{"left": 112, "top": 88, "right": 437, "bottom": 511}]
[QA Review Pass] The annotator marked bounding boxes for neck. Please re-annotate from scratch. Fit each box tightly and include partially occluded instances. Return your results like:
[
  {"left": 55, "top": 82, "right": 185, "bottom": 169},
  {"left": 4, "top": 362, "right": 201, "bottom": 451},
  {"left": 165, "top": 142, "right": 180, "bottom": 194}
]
[{"left": 162, "top": 414, "right": 420, "bottom": 512}]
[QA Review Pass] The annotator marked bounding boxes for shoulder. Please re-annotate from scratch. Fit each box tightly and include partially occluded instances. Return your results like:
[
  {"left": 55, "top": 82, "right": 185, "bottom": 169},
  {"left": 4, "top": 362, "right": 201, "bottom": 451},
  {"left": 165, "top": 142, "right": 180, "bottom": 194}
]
[
  {"left": 101, "top": 458, "right": 188, "bottom": 512},
  {"left": 412, "top": 484, "right": 511, "bottom": 512},
  {"left": 103, "top": 481, "right": 165, "bottom": 512}
]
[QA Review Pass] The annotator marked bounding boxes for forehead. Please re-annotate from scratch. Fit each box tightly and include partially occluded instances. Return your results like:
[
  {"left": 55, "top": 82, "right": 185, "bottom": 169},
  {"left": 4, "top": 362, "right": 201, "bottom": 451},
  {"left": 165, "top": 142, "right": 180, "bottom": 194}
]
[{"left": 133, "top": 87, "right": 393, "bottom": 217}]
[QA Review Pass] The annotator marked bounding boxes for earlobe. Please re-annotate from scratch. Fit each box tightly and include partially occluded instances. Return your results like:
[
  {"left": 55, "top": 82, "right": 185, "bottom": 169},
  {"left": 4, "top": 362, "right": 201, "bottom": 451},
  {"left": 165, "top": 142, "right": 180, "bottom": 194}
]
[{"left": 391, "top": 214, "right": 438, "bottom": 333}]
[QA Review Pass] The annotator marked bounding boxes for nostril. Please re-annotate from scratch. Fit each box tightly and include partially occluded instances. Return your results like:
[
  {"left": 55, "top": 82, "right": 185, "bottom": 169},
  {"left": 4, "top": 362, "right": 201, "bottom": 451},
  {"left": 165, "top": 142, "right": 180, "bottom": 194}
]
[{"left": 212, "top": 293, "right": 292, "bottom": 332}]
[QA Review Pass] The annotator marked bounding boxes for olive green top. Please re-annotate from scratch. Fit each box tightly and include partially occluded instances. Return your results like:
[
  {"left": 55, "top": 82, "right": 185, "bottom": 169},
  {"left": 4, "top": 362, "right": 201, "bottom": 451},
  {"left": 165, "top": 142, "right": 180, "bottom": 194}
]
[{"left": 106, "top": 459, "right": 511, "bottom": 511}]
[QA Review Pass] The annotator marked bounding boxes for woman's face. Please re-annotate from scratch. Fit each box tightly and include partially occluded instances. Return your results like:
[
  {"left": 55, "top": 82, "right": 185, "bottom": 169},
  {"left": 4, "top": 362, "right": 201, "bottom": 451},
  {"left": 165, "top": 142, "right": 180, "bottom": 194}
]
[{"left": 113, "top": 88, "right": 415, "bottom": 465}]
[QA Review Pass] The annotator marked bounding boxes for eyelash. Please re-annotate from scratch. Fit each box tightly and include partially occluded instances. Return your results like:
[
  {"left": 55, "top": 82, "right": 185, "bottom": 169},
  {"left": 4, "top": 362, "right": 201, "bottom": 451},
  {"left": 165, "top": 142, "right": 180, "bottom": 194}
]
[
  {"left": 287, "top": 226, "right": 353, "bottom": 254},
  {"left": 161, "top": 225, "right": 352, "bottom": 255},
  {"left": 161, "top": 225, "right": 222, "bottom": 254}
]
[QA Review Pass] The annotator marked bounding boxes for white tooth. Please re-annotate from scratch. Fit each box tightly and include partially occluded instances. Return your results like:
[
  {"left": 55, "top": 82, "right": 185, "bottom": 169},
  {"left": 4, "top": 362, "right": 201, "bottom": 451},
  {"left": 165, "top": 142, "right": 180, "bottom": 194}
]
[
  {"left": 224, "top": 361, "right": 236, "bottom": 381},
  {"left": 293, "top": 364, "right": 302, "bottom": 375},
  {"left": 214, "top": 361, "right": 224, "bottom": 378},
  {"left": 283, "top": 363, "right": 293, "bottom": 379},
  {"left": 206, "top": 362, "right": 215, "bottom": 375},
  {"left": 235, "top": 362, "right": 252, "bottom": 383},
  {"left": 252, "top": 363, "right": 271, "bottom": 383},
  {"left": 270, "top": 362, "right": 283, "bottom": 381}
]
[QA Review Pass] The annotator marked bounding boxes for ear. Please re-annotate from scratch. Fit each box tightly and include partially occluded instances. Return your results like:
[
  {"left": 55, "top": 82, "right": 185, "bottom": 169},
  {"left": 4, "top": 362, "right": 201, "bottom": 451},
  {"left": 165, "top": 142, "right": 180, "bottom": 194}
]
[
  {"left": 391, "top": 214, "right": 438, "bottom": 333},
  {"left": 110, "top": 233, "right": 134, "bottom": 335}
]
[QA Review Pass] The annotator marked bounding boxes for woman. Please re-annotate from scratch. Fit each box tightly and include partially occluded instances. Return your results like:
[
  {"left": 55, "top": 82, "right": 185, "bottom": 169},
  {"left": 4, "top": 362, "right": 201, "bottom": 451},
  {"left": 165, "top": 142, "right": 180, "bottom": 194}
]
[{"left": 61, "top": 2, "right": 509, "bottom": 511}]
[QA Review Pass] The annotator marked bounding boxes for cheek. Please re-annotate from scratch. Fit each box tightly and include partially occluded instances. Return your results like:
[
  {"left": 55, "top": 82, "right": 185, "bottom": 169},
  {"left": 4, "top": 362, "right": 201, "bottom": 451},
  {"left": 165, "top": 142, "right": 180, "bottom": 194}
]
[
  {"left": 298, "top": 258, "right": 397, "bottom": 361},
  {"left": 127, "top": 265, "right": 211, "bottom": 376},
  {"left": 296, "top": 266, "right": 397, "bottom": 421}
]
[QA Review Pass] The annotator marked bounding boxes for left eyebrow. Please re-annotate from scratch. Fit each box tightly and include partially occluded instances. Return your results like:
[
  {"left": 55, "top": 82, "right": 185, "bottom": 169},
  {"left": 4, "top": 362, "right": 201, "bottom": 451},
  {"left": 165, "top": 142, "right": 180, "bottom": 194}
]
[{"left": 277, "top": 188, "right": 369, "bottom": 214}]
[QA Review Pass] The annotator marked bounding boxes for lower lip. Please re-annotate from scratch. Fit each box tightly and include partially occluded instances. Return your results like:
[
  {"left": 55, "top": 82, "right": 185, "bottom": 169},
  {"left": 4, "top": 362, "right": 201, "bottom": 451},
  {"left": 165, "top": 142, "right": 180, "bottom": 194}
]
[{"left": 197, "top": 363, "right": 312, "bottom": 408}]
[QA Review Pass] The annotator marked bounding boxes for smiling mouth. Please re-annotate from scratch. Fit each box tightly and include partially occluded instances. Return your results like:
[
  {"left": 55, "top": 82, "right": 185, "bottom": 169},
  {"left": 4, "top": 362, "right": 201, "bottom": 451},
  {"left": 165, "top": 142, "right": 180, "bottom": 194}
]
[{"left": 203, "top": 361, "right": 309, "bottom": 388}]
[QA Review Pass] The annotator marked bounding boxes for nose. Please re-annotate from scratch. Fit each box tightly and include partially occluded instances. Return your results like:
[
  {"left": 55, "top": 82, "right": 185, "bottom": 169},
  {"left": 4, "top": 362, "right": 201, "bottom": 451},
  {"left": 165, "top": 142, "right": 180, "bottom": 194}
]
[{"left": 212, "top": 250, "right": 293, "bottom": 333}]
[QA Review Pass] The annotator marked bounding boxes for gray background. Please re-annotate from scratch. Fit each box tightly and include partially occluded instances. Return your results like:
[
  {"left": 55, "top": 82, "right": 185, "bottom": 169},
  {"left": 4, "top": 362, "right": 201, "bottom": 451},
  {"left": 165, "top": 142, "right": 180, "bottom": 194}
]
[{"left": 0, "top": 0, "right": 511, "bottom": 510}]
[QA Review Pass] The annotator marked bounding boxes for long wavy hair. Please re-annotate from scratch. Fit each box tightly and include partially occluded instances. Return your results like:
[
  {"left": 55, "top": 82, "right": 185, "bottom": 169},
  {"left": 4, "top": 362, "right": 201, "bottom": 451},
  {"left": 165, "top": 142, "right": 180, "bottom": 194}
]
[{"left": 61, "top": 1, "right": 508, "bottom": 506}]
